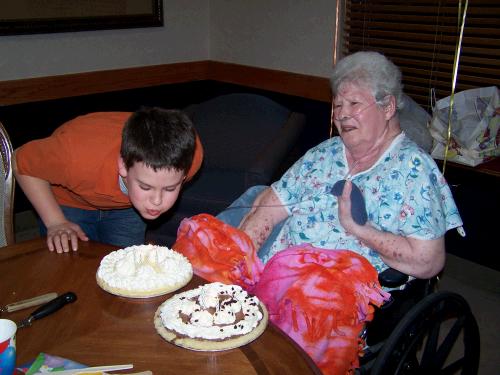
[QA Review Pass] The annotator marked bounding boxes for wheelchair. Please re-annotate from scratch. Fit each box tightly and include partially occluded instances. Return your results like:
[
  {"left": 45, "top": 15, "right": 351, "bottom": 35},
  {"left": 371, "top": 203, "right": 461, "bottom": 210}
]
[{"left": 356, "top": 268, "right": 480, "bottom": 374}]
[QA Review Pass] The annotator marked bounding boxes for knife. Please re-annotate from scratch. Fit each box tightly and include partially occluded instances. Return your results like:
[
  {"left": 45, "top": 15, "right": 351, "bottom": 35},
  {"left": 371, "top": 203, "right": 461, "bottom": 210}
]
[
  {"left": 0, "top": 292, "right": 58, "bottom": 314},
  {"left": 17, "top": 291, "right": 77, "bottom": 328}
]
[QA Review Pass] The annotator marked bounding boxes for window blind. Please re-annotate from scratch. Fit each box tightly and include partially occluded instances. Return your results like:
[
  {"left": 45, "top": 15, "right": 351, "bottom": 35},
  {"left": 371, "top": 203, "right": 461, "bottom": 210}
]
[{"left": 342, "top": 0, "right": 500, "bottom": 110}]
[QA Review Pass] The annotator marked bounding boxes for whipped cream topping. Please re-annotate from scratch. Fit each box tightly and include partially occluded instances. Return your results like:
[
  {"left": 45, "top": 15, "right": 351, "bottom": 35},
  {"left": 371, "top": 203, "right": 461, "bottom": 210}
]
[
  {"left": 160, "top": 282, "right": 263, "bottom": 340},
  {"left": 97, "top": 245, "right": 193, "bottom": 291}
]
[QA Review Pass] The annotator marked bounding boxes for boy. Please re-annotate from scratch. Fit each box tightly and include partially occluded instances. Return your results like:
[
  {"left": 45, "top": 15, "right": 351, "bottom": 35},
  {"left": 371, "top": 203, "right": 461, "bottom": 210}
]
[{"left": 13, "top": 108, "right": 203, "bottom": 253}]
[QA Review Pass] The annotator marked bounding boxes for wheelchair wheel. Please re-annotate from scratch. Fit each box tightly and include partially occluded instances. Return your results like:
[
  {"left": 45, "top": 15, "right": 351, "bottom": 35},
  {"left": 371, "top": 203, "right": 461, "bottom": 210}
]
[{"left": 370, "top": 291, "right": 480, "bottom": 375}]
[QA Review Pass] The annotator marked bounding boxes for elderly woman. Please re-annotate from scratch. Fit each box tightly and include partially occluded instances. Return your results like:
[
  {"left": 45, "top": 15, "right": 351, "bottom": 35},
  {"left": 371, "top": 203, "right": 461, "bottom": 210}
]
[
  {"left": 173, "top": 52, "right": 462, "bottom": 375},
  {"left": 236, "top": 51, "right": 462, "bottom": 279}
]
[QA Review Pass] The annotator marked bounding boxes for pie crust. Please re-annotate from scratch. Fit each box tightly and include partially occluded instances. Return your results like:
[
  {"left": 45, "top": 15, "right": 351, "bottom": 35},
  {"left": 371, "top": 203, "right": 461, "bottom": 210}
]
[{"left": 96, "top": 275, "right": 192, "bottom": 299}]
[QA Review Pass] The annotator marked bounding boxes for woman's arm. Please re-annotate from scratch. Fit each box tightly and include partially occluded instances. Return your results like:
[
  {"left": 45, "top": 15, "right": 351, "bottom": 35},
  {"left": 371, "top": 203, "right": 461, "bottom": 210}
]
[
  {"left": 338, "top": 180, "right": 445, "bottom": 278},
  {"left": 239, "top": 187, "right": 288, "bottom": 251}
]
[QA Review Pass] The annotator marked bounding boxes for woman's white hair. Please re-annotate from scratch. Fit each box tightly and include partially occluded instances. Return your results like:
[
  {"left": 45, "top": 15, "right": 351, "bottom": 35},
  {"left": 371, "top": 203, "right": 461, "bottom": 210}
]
[{"left": 331, "top": 51, "right": 404, "bottom": 110}]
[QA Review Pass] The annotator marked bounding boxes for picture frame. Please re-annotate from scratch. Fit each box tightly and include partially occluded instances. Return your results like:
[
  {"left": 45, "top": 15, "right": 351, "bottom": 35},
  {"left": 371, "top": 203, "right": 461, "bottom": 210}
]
[{"left": 0, "top": 0, "right": 163, "bottom": 36}]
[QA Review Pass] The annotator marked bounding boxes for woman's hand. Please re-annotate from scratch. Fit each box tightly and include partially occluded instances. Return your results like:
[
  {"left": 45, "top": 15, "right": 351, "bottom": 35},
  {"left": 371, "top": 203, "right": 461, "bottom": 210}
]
[
  {"left": 337, "top": 179, "right": 445, "bottom": 278},
  {"left": 46, "top": 221, "right": 88, "bottom": 253},
  {"left": 338, "top": 179, "right": 360, "bottom": 234}
]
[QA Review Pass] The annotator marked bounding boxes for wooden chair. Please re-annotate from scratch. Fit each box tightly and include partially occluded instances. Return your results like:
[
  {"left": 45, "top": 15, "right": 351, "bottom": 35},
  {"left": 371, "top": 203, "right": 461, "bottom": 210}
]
[{"left": 0, "top": 121, "right": 15, "bottom": 246}]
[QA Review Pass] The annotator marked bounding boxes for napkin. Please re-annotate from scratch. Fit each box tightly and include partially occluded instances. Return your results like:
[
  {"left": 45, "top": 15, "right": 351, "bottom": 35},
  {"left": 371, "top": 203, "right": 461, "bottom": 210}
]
[{"left": 17, "top": 353, "right": 85, "bottom": 374}]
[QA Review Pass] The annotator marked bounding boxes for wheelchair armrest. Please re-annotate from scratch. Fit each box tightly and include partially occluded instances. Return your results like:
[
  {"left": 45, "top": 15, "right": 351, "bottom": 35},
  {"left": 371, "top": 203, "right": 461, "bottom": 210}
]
[{"left": 378, "top": 268, "right": 409, "bottom": 288}]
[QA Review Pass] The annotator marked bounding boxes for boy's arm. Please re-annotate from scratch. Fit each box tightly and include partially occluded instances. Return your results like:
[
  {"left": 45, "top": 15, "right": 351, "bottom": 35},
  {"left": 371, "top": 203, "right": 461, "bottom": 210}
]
[{"left": 13, "top": 151, "right": 88, "bottom": 252}]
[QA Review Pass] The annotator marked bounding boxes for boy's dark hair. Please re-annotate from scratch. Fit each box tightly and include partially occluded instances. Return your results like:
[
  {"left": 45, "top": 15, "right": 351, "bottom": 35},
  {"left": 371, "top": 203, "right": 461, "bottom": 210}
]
[{"left": 120, "top": 107, "right": 196, "bottom": 174}]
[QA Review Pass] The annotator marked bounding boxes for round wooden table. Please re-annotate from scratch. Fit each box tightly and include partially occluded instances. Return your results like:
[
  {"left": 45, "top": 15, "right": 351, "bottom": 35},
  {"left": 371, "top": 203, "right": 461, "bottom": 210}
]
[{"left": 0, "top": 238, "right": 320, "bottom": 374}]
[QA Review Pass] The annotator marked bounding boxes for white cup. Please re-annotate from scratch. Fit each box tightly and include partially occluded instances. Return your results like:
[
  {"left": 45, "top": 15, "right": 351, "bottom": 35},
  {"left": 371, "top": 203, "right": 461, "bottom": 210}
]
[{"left": 0, "top": 319, "right": 17, "bottom": 375}]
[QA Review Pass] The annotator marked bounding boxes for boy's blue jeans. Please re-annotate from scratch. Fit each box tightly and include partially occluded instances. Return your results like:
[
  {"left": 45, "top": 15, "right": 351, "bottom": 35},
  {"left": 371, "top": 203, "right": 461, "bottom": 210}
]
[
  {"left": 216, "top": 185, "right": 285, "bottom": 262},
  {"left": 39, "top": 206, "right": 146, "bottom": 247}
]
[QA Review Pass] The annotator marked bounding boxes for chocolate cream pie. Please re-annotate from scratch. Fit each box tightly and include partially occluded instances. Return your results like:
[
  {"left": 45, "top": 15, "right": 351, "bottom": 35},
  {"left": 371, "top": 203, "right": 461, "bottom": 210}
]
[{"left": 154, "top": 282, "right": 268, "bottom": 351}]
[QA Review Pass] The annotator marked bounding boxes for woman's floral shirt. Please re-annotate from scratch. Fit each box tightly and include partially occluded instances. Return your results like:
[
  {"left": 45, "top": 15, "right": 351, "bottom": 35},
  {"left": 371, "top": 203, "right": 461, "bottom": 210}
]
[{"left": 268, "top": 133, "right": 463, "bottom": 272}]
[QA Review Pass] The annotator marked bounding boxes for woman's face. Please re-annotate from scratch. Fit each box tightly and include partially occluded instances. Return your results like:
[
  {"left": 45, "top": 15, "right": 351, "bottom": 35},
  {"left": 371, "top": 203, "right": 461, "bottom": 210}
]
[{"left": 333, "top": 82, "right": 391, "bottom": 151}]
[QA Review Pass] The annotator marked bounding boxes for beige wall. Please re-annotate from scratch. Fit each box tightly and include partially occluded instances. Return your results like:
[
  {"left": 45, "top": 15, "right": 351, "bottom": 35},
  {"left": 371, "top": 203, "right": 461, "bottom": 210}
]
[
  {"left": 210, "top": 0, "right": 336, "bottom": 77},
  {"left": 0, "top": 0, "right": 210, "bottom": 81},
  {"left": 0, "top": 0, "right": 336, "bottom": 81}
]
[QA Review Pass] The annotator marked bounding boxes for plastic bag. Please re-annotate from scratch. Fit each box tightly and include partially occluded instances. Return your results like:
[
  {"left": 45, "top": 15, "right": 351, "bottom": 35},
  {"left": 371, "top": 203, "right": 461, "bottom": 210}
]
[
  {"left": 399, "top": 93, "right": 434, "bottom": 153},
  {"left": 429, "top": 86, "right": 500, "bottom": 166}
]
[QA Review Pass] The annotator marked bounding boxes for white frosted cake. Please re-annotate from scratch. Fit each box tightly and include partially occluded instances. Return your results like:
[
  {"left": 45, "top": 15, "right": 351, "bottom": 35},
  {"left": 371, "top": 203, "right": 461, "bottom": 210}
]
[
  {"left": 96, "top": 244, "right": 193, "bottom": 298},
  {"left": 154, "top": 282, "right": 268, "bottom": 351}
]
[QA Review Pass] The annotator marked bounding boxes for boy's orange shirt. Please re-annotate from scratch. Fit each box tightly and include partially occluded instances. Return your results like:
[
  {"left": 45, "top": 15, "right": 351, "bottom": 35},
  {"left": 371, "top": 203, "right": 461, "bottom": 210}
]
[{"left": 16, "top": 112, "right": 203, "bottom": 211}]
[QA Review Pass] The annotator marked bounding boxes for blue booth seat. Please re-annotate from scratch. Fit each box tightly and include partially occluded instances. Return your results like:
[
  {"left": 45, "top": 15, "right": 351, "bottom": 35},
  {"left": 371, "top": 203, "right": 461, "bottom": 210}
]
[{"left": 146, "top": 93, "right": 306, "bottom": 246}]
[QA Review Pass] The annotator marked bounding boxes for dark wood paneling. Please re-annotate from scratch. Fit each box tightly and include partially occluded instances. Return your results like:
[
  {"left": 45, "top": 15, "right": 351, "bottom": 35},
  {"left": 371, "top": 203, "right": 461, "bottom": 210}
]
[
  {"left": 207, "top": 61, "right": 331, "bottom": 103},
  {"left": 0, "top": 61, "right": 332, "bottom": 105},
  {"left": 0, "top": 61, "right": 210, "bottom": 105}
]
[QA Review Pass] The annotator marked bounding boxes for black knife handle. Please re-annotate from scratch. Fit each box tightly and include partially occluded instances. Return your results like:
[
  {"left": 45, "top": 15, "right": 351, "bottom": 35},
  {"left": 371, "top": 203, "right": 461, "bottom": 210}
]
[{"left": 30, "top": 292, "right": 77, "bottom": 321}]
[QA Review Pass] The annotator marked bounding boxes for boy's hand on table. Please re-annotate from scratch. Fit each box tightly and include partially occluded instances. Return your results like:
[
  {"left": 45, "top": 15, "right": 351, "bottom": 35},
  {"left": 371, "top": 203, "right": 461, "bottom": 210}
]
[{"left": 46, "top": 222, "right": 89, "bottom": 253}]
